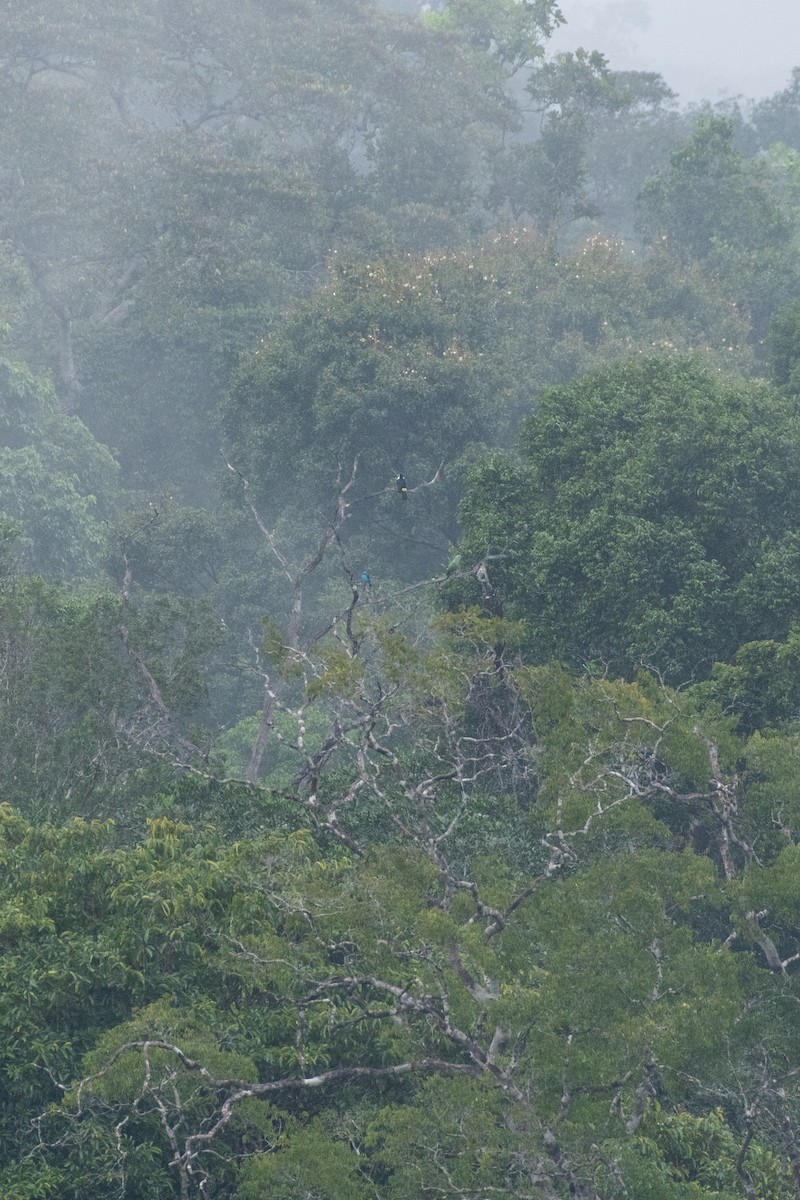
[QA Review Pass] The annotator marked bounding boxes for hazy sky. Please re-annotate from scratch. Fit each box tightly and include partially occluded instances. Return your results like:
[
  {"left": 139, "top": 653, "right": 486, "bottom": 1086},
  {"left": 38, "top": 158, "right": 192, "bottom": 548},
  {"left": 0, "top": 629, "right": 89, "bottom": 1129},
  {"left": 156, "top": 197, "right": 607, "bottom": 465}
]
[{"left": 550, "top": 0, "right": 800, "bottom": 104}]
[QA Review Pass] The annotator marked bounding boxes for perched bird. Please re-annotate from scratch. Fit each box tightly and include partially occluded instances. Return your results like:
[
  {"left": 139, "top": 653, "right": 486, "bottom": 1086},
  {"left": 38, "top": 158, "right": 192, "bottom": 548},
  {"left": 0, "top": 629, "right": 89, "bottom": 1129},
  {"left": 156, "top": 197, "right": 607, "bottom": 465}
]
[
  {"left": 396, "top": 473, "right": 408, "bottom": 499},
  {"left": 360, "top": 570, "right": 372, "bottom": 588}
]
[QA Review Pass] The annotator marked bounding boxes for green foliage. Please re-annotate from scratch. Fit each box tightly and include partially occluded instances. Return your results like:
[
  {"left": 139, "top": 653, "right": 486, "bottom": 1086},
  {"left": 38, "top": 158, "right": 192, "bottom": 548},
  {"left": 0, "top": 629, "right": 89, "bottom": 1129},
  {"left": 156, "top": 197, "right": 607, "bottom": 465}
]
[
  {"left": 639, "top": 116, "right": 789, "bottom": 261},
  {"left": 738, "top": 726, "right": 800, "bottom": 865},
  {"left": 364, "top": 1075, "right": 517, "bottom": 1200},
  {"left": 0, "top": 351, "right": 119, "bottom": 580},
  {"left": 489, "top": 48, "right": 628, "bottom": 228},
  {"left": 225, "top": 229, "right": 755, "bottom": 597},
  {"left": 1, "top": 653, "right": 799, "bottom": 1197},
  {"left": 620, "top": 1104, "right": 794, "bottom": 1199},
  {"left": 585, "top": 69, "right": 684, "bottom": 237},
  {"left": 752, "top": 68, "right": 800, "bottom": 152},
  {"left": 0, "top": 569, "right": 226, "bottom": 826},
  {"left": 239, "top": 1123, "right": 373, "bottom": 1200},
  {"left": 768, "top": 297, "right": 800, "bottom": 394},
  {"left": 0, "top": 0, "right": 579, "bottom": 500},
  {"left": 637, "top": 116, "right": 799, "bottom": 340},
  {"left": 457, "top": 355, "right": 800, "bottom": 678},
  {"left": 5, "top": 4, "right": 800, "bottom": 1197},
  {"left": 706, "top": 632, "right": 800, "bottom": 732}
]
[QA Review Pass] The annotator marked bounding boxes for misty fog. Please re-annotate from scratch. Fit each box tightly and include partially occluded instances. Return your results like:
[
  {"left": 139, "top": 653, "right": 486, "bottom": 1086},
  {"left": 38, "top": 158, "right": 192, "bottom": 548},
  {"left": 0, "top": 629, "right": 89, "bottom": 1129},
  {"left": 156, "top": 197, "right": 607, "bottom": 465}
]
[{"left": 551, "top": 0, "right": 800, "bottom": 103}]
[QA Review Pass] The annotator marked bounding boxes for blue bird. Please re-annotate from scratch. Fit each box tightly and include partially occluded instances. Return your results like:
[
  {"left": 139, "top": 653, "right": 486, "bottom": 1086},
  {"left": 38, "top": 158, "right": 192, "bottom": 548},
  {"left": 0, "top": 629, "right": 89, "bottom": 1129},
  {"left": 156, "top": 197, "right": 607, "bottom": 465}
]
[{"left": 360, "top": 571, "right": 372, "bottom": 588}]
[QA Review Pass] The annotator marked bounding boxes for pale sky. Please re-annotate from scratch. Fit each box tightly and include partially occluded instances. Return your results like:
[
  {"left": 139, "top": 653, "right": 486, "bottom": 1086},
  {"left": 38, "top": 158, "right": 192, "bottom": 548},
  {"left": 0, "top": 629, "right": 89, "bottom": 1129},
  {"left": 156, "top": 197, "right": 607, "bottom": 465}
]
[{"left": 550, "top": 0, "right": 800, "bottom": 104}]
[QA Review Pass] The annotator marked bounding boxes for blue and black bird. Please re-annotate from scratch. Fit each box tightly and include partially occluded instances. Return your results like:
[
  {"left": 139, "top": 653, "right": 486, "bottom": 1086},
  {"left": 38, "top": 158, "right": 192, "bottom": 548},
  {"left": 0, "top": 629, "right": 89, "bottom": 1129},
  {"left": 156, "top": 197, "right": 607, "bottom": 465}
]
[{"left": 360, "top": 570, "right": 372, "bottom": 588}]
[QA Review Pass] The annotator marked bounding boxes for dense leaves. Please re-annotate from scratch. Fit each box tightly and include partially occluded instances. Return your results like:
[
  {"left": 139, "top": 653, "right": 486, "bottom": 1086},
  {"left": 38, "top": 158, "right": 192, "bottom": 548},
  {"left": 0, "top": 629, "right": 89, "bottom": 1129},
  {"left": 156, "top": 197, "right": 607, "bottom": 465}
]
[{"left": 456, "top": 355, "right": 800, "bottom": 678}]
